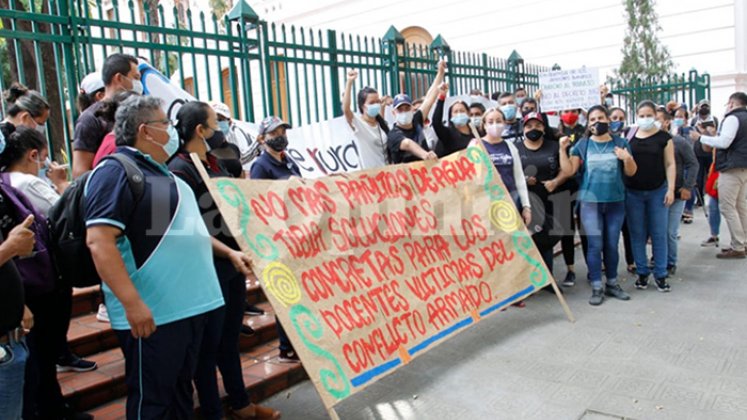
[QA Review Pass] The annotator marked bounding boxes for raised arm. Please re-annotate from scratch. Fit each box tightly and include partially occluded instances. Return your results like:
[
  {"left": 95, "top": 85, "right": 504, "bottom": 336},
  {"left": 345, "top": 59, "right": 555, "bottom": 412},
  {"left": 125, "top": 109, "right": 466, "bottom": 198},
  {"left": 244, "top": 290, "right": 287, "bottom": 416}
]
[
  {"left": 418, "top": 59, "right": 447, "bottom": 119},
  {"left": 558, "top": 136, "right": 581, "bottom": 177},
  {"left": 342, "top": 69, "right": 357, "bottom": 127}
]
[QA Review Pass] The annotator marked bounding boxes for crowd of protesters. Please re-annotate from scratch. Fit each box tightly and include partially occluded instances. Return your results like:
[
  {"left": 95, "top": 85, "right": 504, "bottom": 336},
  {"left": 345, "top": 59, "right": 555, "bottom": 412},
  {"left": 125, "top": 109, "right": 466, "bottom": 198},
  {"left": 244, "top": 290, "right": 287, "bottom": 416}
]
[{"left": 2, "top": 53, "right": 747, "bottom": 420}]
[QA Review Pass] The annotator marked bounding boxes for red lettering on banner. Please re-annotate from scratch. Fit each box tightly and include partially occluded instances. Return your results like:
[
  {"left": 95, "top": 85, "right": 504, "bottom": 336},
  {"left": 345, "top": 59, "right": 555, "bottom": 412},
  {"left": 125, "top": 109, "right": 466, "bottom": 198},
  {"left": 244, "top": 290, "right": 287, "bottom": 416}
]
[
  {"left": 249, "top": 191, "right": 288, "bottom": 225},
  {"left": 479, "top": 239, "right": 515, "bottom": 271},
  {"left": 287, "top": 181, "right": 337, "bottom": 216},
  {"left": 273, "top": 221, "right": 327, "bottom": 259},
  {"left": 334, "top": 170, "right": 414, "bottom": 210},
  {"left": 450, "top": 215, "right": 488, "bottom": 252}
]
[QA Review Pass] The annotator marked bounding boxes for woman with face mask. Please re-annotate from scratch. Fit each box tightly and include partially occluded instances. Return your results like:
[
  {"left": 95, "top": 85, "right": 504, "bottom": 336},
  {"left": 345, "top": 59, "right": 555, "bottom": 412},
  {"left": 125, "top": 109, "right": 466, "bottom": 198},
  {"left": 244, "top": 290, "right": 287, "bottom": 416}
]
[
  {"left": 607, "top": 106, "right": 635, "bottom": 273},
  {"left": 559, "top": 105, "right": 637, "bottom": 306},
  {"left": 472, "top": 108, "right": 532, "bottom": 226},
  {"left": 515, "top": 112, "right": 567, "bottom": 274},
  {"left": 432, "top": 82, "right": 475, "bottom": 157},
  {"left": 1, "top": 83, "right": 50, "bottom": 140},
  {"left": 342, "top": 69, "right": 390, "bottom": 169},
  {"left": 169, "top": 102, "right": 281, "bottom": 420},
  {"left": 625, "top": 100, "right": 676, "bottom": 293}
]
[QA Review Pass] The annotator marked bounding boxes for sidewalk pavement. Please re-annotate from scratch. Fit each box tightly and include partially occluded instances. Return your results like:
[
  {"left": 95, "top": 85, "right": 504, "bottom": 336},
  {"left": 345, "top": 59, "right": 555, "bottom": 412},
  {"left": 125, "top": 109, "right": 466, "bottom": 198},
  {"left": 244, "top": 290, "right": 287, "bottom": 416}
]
[{"left": 262, "top": 212, "right": 747, "bottom": 420}]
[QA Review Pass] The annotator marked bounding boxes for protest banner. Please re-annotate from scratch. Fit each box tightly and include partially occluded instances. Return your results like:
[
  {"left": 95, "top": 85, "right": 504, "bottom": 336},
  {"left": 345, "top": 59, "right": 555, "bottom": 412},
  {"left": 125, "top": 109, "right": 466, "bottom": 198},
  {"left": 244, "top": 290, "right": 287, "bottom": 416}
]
[
  {"left": 538, "top": 67, "right": 600, "bottom": 112},
  {"left": 138, "top": 60, "right": 362, "bottom": 178},
  {"left": 197, "top": 146, "right": 573, "bottom": 413}
]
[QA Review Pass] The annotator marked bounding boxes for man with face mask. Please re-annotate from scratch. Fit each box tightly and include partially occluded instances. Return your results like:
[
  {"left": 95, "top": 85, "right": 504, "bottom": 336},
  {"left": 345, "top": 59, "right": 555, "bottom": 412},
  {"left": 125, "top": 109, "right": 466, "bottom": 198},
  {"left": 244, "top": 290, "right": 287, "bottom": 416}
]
[
  {"left": 498, "top": 92, "right": 522, "bottom": 143},
  {"left": 690, "top": 92, "right": 747, "bottom": 259},
  {"left": 84, "top": 95, "right": 224, "bottom": 419},
  {"left": 387, "top": 94, "right": 438, "bottom": 164},
  {"left": 73, "top": 53, "right": 142, "bottom": 178},
  {"left": 249, "top": 116, "right": 300, "bottom": 180},
  {"left": 690, "top": 99, "right": 719, "bottom": 208},
  {"left": 515, "top": 87, "right": 528, "bottom": 112}
]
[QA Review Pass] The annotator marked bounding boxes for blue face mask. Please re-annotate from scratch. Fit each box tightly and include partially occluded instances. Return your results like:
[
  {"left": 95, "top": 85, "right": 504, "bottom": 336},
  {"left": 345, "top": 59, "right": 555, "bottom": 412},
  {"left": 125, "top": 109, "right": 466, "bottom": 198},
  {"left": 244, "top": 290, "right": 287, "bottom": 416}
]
[
  {"left": 605, "top": 97, "right": 614, "bottom": 107},
  {"left": 500, "top": 104, "right": 517, "bottom": 120},
  {"left": 366, "top": 103, "right": 381, "bottom": 118},
  {"left": 451, "top": 113, "right": 469, "bottom": 127},
  {"left": 0, "top": 130, "right": 5, "bottom": 154},
  {"left": 36, "top": 157, "right": 49, "bottom": 179},
  {"left": 672, "top": 118, "right": 685, "bottom": 128},
  {"left": 637, "top": 117, "right": 656, "bottom": 131},
  {"left": 609, "top": 121, "right": 624, "bottom": 133},
  {"left": 149, "top": 124, "right": 180, "bottom": 158},
  {"left": 218, "top": 120, "right": 230, "bottom": 134},
  {"left": 516, "top": 97, "right": 526, "bottom": 106}
]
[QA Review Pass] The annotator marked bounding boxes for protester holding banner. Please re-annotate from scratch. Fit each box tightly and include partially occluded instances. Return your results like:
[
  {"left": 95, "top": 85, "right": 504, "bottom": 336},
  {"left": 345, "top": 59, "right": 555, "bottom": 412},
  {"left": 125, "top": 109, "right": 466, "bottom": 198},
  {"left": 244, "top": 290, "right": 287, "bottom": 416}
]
[
  {"left": 250, "top": 116, "right": 303, "bottom": 364},
  {"left": 473, "top": 108, "right": 532, "bottom": 225},
  {"left": 625, "top": 101, "right": 676, "bottom": 291},
  {"left": 515, "top": 112, "right": 566, "bottom": 273},
  {"left": 560, "top": 105, "right": 637, "bottom": 305},
  {"left": 498, "top": 93, "right": 522, "bottom": 143},
  {"left": 387, "top": 60, "right": 445, "bottom": 164},
  {"left": 342, "top": 69, "right": 389, "bottom": 169},
  {"left": 656, "top": 108, "right": 697, "bottom": 276},
  {"left": 432, "top": 83, "right": 476, "bottom": 157},
  {"left": 169, "top": 102, "right": 280, "bottom": 420}
]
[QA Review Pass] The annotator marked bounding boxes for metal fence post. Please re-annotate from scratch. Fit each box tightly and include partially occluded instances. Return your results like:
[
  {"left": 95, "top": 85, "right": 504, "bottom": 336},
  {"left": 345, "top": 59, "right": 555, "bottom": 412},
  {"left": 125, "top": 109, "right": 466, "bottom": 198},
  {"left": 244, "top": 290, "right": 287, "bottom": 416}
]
[
  {"left": 382, "top": 26, "right": 404, "bottom": 96},
  {"left": 507, "top": 50, "right": 523, "bottom": 93},
  {"left": 327, "top": 29, "right": 342, "bottom": 117}
]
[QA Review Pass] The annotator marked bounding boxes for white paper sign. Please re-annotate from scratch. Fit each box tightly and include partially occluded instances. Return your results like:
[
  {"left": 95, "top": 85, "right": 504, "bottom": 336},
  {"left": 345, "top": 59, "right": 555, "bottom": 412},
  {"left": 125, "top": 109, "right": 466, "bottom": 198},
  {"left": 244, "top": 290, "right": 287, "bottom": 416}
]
[{"left": 539, "top": 67, "right": 599, "bottom": 112}]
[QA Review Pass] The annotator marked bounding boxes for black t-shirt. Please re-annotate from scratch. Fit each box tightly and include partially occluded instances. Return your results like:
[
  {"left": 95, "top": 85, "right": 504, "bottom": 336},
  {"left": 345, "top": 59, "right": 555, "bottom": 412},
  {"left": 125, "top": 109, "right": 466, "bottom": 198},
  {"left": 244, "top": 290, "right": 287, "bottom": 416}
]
[
  {"left": 515, "top": 140, "right": 560, "bottom": 234},
  {"left": 625, "top": 130, "right": 671, "bottom": 191},
  {"left": 72, "top": 101, "right": 114, "bottom": 153},
  {"left": 387, "top": 110, "right": 429, "bottom": 164},
  {"left": 0, "top": 192, "right": 24, "bottom": 335}
]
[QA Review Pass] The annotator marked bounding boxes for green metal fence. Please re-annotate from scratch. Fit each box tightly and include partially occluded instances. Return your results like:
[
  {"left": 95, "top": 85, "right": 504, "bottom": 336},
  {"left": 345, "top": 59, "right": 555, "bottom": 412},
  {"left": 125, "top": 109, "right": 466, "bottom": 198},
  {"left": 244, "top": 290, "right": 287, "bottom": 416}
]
[
  {"left": 610, "top": 70, "right": 711, "bottom": 118},
  {"left": 0, "top": 0, "right": 711, "bottom": 161}
]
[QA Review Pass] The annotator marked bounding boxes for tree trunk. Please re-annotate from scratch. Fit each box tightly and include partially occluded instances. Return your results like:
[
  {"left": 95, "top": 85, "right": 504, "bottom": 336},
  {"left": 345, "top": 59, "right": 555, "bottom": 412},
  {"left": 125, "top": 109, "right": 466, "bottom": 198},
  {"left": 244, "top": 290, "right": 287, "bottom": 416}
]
[{"left": 0, "top": 0, "right": 66, "bottom": 159}]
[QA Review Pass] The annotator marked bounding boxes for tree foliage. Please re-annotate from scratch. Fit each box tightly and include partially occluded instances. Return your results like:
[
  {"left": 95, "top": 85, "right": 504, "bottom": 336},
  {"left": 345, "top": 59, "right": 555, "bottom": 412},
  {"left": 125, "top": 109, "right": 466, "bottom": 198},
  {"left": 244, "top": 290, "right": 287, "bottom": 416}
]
[{"left": 615, "top": 0, "right": 673, "bottom": 83}]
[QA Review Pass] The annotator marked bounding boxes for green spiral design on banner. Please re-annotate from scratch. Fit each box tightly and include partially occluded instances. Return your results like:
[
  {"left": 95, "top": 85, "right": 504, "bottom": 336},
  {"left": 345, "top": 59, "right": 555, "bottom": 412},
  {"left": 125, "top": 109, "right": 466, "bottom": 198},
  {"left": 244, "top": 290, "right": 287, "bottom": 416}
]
[
  {"left": 216, "top": 180, "right": 278, "bottom": 261},
  {"left": 290, "top": 305, "right": 351, "bottom": 400},
  {"left": 512, "top": 230, "right": 549, "bottom": 288},
  {"left": 466, "top": 146, "right": 504, "bottom": 201}
]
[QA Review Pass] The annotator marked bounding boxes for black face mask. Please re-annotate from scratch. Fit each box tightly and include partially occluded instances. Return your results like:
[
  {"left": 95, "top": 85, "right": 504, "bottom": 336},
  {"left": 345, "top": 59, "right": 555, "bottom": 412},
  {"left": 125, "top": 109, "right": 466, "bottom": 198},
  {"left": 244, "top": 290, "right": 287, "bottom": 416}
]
[
  {"left": 523, "top": 108, "right": 536, "bottom": 115},
  {"left": 265, "top": 134, "right": 289, "bottom": 152},
  {"left": 699, "top": 107, "right": 710, "bottom": 116},
  {"left": 206, "top": 130, "right": 226, "bottom": 150},
  {"left": 592, "top": 122, "right": 609, "bottom": 136},
  {"left": 525, "top": 129, "right": 544, "bottom": 141}
]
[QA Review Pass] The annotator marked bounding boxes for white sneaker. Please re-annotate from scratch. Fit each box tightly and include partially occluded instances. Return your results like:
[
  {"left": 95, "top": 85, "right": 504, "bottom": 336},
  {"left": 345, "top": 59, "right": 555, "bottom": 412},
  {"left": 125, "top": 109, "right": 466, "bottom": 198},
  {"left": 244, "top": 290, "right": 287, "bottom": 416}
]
[{"left": 96, "top": 303, "right": 110, "bottom": 323}]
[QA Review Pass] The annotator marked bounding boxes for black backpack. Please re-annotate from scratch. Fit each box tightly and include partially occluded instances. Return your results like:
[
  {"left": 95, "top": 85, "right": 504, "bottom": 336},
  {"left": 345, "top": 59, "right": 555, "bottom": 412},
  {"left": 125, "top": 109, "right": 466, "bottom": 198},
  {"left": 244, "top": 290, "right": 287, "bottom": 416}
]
[{"left": 48, "top": 154, "right": 145, "bottom": 288}]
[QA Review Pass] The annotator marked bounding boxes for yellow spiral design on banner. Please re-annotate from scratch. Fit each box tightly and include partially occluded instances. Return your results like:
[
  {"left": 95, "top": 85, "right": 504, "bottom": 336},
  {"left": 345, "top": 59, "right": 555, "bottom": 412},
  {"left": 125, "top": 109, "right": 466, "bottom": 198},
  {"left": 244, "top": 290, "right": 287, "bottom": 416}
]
[
  {"left": 262, "top": 262, "right": 302, "bottom": 307},
  {"left": 489, "top": 201, "right": 522, "bottom": 232}
]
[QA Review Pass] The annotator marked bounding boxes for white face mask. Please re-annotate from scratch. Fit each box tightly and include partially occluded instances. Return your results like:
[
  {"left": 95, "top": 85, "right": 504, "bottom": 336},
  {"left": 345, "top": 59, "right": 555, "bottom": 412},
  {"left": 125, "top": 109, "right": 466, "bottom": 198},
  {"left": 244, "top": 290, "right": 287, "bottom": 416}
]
[
  {"left": 637, "top": 117, "right": 656, "bottom": 130},
  {"left": 126, "top": 76, "right": 144, "bottom": 95},
  {"left": 396, "top": 111, "right": 414, "bottom": 126},
  {"left": 486, "top": 123, "right": 505, "bottom": 138}
]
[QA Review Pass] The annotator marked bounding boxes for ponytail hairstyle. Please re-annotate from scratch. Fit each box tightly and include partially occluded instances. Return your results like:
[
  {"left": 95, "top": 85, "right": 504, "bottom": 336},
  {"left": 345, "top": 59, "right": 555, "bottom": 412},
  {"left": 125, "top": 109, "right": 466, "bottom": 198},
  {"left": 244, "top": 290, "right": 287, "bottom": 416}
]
[
  {"left": 175, "top": 101, "right": 212, "bottom": 146},
  {"left": 0, "top": 126, "right": 47, "bottom": 170},
  {"left": 3, "top": 82, "right": 50, "bottom": 119},
  {"left": 95, "top": 91, "right": 139, "bottom": 123}
]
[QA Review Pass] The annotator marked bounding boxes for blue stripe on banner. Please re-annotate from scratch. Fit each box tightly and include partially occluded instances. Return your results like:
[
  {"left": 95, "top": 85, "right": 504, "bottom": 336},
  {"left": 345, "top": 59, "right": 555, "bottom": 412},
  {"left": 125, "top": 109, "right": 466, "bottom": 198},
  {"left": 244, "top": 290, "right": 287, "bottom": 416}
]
[
  {"left": 408, "top": 316, "right": 474, "bottom": 356},
  {"left": 348, "top": 285, "right": 536, "bottom": 388},
  {"left": 350, "top": 358, "right": 402, "bottom": 387},
  {"left": 479, "top": 285, "right": 536, "bottom": 318}
]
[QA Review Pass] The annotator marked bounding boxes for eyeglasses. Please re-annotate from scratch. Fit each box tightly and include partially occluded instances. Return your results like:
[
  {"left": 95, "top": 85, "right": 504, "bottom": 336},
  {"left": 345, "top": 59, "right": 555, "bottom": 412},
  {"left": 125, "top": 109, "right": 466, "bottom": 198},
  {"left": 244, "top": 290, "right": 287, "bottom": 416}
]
[{"left": 144, "top": 118, "right": 174, "bottom": 127}]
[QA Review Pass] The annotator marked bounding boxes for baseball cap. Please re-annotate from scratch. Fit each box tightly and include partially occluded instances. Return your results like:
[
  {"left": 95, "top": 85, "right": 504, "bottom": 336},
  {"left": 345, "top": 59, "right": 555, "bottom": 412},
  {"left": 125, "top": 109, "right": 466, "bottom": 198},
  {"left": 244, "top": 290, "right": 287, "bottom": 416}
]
[
  {"left": 258, "top": 116, "right": 291, "bottom": 135},
  {"left": 211, "top": 101, "right": 232, "bottom": 119},
  {"left": 393, "top": 94, "right": 413, "bottom": 109},
  {"left": 522, "top": 112, "right": 544, "bottom": 125},
  {"left": 79, "top": 72, "right": 104, "bottom": 95},
  {"left": 698, "top": 99, "right": 710, "bottom": 107}
]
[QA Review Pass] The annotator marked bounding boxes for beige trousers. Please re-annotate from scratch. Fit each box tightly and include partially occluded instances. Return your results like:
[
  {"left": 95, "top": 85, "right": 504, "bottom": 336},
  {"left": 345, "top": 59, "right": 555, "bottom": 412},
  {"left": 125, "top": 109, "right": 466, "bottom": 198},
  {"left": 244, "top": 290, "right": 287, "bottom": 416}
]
[{"left": 718, "top": 167, "right": 747, "bottom": 251}]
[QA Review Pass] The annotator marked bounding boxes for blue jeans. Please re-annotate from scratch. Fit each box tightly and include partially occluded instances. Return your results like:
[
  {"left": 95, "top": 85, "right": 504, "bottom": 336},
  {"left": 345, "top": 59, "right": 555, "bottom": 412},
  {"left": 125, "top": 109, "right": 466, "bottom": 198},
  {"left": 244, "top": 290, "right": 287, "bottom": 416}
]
[
  {"left": 708, "top": 196, "right": 721, "bottom": 237},
  {"left": 626, "top": 185, "right": 669, "bottom": 279},
  {"left": 579, "top": 201, "right": 626, "bottom": 289},
  {"left": 667, "top": 199, "right": 686, "bottom": 267},
  {"left": 0, "top": 334, "right": 28, "bottom": 420}
]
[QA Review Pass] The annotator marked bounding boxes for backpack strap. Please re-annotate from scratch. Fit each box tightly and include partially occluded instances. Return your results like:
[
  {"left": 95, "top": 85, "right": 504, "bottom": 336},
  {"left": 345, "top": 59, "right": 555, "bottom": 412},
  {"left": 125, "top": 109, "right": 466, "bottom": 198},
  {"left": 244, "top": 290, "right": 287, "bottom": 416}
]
[
  {"left": 100, "top": 153, "right": 145, "bottom": 202},
  {"left": 625, "top": 126, "right": 638, "bottom": 142}
]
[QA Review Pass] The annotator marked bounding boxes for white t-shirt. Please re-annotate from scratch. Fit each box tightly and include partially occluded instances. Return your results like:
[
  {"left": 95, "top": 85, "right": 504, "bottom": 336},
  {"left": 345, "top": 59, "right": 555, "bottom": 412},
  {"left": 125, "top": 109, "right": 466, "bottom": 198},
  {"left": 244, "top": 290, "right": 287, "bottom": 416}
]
[
  {"left": 9, "top": 172, "right": 60, "bottom": 216},
  {"left": 350, "top": 114, "right": 388, "bottom": 170}
]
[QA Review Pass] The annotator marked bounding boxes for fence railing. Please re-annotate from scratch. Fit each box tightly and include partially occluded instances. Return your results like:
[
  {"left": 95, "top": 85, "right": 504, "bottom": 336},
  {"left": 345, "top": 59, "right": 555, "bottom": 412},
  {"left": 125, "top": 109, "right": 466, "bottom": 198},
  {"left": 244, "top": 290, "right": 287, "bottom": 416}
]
[
  {"left": 0, "top": 0, "right": 711, "bottom": 161},
  {"left": 610, "top": 70, "right": 711, "bottom": 118}
]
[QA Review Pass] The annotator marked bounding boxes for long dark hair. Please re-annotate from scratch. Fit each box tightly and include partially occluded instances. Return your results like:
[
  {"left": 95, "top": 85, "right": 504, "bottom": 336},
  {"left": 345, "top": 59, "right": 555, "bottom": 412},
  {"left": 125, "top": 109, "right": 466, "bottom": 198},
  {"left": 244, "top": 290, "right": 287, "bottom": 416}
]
[
  {"left": 0, "top": 126, "right": 47, "bottom": 170},
  {"left": 3, "top": 83, "right": 49, "bottom": 118},
  {"left": 175, "top": 101, "right": 212, "bottom": 146},
  {"left": 356, "top": 86, "right": 389, "bottom": 134},
  {"left": 584, "top": 105, "right": 610, "bottom": 137},
  {"left": 447, "top": 100, "right": 469, "bottom": 127},
  {"left": 95, "top": 91, "right": 139, "bottom": 123}
]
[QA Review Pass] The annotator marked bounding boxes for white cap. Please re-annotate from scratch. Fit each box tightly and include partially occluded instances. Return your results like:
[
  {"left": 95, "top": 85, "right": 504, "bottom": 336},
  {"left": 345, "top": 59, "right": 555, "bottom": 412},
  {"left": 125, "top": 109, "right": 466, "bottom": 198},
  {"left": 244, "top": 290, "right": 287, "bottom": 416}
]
[
  {"left": 211, "top": 101, "right": 232, "bottom": 119},
  {"left": 79, "top": 72, "right": 104, "bottom": 95}
]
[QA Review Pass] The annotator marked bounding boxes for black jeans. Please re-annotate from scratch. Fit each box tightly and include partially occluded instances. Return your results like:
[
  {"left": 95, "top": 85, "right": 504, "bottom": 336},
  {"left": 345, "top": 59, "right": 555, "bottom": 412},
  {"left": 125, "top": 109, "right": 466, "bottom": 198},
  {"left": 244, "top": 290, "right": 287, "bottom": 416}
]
[
  {"left": 23, "top": 286, "right": 71, "bottom": 419},
  {"left": 194, "top": 272, "right": 250, "bottom": 419},
  {"left": 116, "top": 313, "right": 207, "bottom": 420}
]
